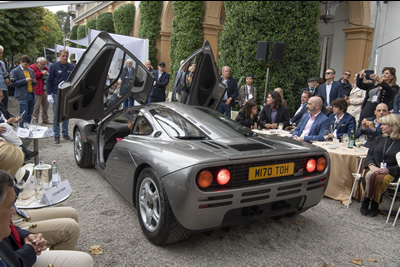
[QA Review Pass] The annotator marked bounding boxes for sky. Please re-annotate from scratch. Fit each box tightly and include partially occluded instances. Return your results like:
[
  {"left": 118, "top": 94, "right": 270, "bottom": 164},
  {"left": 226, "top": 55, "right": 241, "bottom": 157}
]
[{"left": 44, "top": 4, "right": 69, "bottom": 14}]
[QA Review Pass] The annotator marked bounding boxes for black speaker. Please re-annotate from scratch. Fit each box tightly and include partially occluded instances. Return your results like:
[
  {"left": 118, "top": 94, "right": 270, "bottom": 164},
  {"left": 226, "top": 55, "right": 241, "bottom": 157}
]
[
  {"left": 272, "top": 42, "right": 284, "bottom": 62},
  {"left": 256, "top": 41, "right": 269, "bottom": 61}
]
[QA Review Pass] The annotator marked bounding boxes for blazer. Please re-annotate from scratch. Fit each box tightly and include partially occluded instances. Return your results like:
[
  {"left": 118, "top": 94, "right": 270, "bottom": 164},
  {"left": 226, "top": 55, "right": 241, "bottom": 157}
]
[
  {"left": 119, "top": 67, "right": 135, "bottom": 97},
  {"left": 258, "top": 105, "right": 290, "bottom": 129},
  {"left": 366, "top": 135, "right": 400, "bottom": 178},
  {"left": 318, "top": 81, "right": 343, "bottom": 107},
  {"left": 0, "top": 227, "right": 36, "bottom": 267},
  {"left": 10, "top": 67, "right": 37, "bottom": 100},
  {"left": 220, "top": 76, "right": 238, "bottom": 107},
  {"left": 337, "top": 78, "right": 352, "bottom": 96},
  {"left": 355, "top": 116, "right": 382, "bottom": 148},
  {"left": 356, "top": 76, "right": 398, "bottom": 111},
  {"left": 150, "top": 71, "right": 170, "bottom": 99},
  {"left": 29, "top": 63, "right": 49, "bottom": 95},
  {"left": 238, "top": 85, "right": 257, "bottom": 106},
  {"left": 328, "top": 112, "right": 356, "bottom": 140},
  {"left": 292, "top": 112, "right": 331, "bottom": 142},
  {"left": 291, "top": 103, "right": 308, "bottom": 126}
]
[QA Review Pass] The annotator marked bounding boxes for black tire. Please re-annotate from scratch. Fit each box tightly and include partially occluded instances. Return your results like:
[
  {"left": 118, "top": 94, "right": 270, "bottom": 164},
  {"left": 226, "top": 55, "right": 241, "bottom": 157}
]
[
  {"left": 74, "top": 128, "right": 93, "bottom": 168},
  {"left": 136, "top": 168, "right": 189, "bottom": 245}
]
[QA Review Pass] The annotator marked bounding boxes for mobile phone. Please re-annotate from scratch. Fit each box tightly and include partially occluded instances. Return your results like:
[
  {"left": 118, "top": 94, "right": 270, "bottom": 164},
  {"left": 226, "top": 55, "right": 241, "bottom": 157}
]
[
  {"left": 20, "top": 110, "right": 25, "bottom": 117},
  {"left": 365, "top": 70, "right": 374, "bottom": 80}
]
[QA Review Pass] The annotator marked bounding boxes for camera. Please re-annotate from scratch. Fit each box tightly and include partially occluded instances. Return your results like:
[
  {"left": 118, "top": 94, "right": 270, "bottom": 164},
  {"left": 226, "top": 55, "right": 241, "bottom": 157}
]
[
  {"left": 365, "top": 70, "right": 374, "bottom": 80},
  {"left": 4, "top": 73, "right": 15, "bottom": 82}
]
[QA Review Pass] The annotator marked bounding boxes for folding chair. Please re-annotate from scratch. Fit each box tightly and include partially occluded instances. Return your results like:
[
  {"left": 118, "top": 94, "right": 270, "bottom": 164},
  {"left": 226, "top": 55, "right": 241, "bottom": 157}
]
[
  {"left": 386, "top": 152, "right": 400, "bottom": 225},
  {"left": 347, "top": 155, "right": 366, "bottom": 208}
]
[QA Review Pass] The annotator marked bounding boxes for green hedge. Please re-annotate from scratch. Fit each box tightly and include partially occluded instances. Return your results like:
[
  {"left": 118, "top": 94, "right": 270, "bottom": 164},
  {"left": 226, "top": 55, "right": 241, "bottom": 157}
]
[
  {"left": 114, "top": 4, "right": 135, "bottom": 36},
  {"left": 77, "top": 24, "right": 87, "bottom": 48},
  {"left": 169, "top": 1, "right": 204, "bottom": 90},
  {"left": 138, "top": 1, "right": 162, "bottom": 67},
  {"left": 87, "top": 18, "right": 97, "bottom": 32},
  {"left": 218, "top": 1, "right": 320, "bottom": 114},
  {"left": 96, "top": 12, "right": 114, "bottom": 33}
]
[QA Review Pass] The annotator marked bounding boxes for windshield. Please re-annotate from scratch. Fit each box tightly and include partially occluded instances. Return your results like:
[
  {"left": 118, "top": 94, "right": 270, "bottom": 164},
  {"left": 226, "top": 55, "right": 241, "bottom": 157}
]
[
  {"left": 196, "top": 107, "right": 257, "bottom": 137},
  {"left": 151, "top": 107, "right": 207, "bottom": 139}
]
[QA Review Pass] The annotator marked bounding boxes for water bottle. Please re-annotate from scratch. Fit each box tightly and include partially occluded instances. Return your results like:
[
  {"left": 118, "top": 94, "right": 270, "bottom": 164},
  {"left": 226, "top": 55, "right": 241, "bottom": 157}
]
[
  {"left": 52, "top": 161, "right": 61, "bottom": 186},
  {"left": 31, "top": 117, "right": 37, "bottom": 133},
  {"left": 348, "top": 129, "right": 355, "bottom": 148}
]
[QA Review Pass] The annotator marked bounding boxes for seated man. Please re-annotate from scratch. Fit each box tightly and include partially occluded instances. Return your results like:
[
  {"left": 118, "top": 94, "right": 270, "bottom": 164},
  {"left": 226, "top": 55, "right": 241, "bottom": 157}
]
[
  {"left": 0, "top": 170, "right": 94, "bottom": 267},
  {"left": 327, "top": 98, "right": 356, "bottom": 141},
  {"left": 0, "top": 90, "right": 22, "bottom": 127},
  {"left": 0, "top": 142, "right": 80, "bottom": 250},
  {"left": 291, "top": 91, "right": 311, "bottom": 126},
  {"left": 0, "top": 125, "right": 36, "bottom": 160},
  {"left": 355, "top": 103, "right": 388, "bottom": 148},
  {"left": 292, "top": 96, "right": 331, "bottom": 142}
]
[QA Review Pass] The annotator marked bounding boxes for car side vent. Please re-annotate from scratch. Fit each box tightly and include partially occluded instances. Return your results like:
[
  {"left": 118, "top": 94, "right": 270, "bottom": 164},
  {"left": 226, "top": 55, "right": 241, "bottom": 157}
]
[
  {"left": 201, "top": 141, "right": 229, "bottom": 149},
  {"left": 251, "top": 137, "right": 276, "bottom": 147}
]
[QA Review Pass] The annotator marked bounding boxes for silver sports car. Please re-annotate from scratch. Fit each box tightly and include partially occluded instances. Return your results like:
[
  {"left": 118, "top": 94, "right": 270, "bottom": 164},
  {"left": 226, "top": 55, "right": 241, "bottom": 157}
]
[{"left": 57, "top": 32, "right": 330, "bottom": 245}]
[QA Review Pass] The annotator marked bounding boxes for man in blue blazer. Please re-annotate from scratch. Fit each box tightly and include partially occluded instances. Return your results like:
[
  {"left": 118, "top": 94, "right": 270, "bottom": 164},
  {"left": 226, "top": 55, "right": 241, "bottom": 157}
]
[
  {"left": 291, "top": 91, "right": 311, "bottom": 125},
  {"left": 355, "top": 103, "right": 388, "bottom": 148},
  {"left": 318, "top": 68, "right": 343, "bottom": 113},
  {"left": 150, "top": 62, "right": 170, "bottom": 102},
  {"left": 10, "top": 55, "right": 37, "bottom": 127},
  {"left": 218, "top": 65, "right": 238, "bottom": 118},
  {"left": 292, "top": 96, "right": 331, "bottom": 142},
  {"left": 327, "top": 98, "right": 356, "bottom": 141}
]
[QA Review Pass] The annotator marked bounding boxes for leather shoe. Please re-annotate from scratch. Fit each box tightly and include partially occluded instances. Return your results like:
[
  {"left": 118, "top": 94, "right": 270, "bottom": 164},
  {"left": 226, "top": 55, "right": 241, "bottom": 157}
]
[
  {"left": 43, "top": 120, "right": 52, "bottom": 124},
  {"left": 369, "top": 200, "right": 379, "bottom": 217},
  {"left": 63, "top": 135, "right": 73, "bottom": 141},
  {"left": 24, "top": 150, "right": 38, "bottom": 161},
  {"left": 54, "top": 137, "right": 60, "bottom": 144},
  {"left": 360, "top": 198, "right": 370, "bottom": 216}
]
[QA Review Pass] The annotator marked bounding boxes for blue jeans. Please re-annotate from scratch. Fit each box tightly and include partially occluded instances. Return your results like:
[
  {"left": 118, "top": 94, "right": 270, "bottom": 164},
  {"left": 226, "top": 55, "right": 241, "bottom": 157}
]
[
  {"left": 217, "top": 101, "right": 232, "bottom": 118},
  {"left": 1, "top": 90, "right": 8, "bottom": 109},
  {"left": 52, "top": 94, "right": 69, "bottom": 138},
  {"left": 18, "top": 93, "right": 35, "bottom": 127},
  {"left": 123, "top": 97, "right": 135, "bottom": 108}
]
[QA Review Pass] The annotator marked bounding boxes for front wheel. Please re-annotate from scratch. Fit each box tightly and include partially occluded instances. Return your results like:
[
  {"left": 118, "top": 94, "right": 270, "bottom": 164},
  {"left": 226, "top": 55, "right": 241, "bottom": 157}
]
[
  {"left": 136, "top": 168, "right": 189, "bottom": 245},
  {"left": 74, "top": 128, "right": 93, "bottom": 168}
]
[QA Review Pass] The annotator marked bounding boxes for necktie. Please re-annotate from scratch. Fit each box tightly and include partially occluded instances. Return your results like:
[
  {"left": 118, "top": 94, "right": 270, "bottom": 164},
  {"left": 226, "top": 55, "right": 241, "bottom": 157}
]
[{"left": 10, "top": 219, "right": 22, "bottom": 248}]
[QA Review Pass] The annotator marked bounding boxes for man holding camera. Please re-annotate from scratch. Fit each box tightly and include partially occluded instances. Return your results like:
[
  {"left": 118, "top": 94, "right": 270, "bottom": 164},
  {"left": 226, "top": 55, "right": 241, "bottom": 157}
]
[
  {"left": 0, "top": 45, "right": 11, "bottom": 109},
  {"left": 29, "top": 57, "right": 51, "bottom": 125}
]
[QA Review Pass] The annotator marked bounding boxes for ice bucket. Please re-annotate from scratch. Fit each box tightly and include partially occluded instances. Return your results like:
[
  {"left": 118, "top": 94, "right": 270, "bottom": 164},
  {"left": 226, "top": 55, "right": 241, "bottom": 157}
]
[{"left": 34, "top": 163, "right": 52, "bottom": 191}]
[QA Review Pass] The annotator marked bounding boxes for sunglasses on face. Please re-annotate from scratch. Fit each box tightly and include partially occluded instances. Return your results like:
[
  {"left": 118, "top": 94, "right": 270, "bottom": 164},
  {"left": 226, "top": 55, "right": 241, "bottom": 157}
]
[{"left": 325, "top": 72, "right": 333, "bottom": 75}]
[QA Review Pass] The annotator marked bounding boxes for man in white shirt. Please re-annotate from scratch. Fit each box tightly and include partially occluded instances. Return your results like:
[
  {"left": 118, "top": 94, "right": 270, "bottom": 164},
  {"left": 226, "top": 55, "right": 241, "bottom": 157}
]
[{"left": 318, "top": 68, "right": 343, "bottom": 113}]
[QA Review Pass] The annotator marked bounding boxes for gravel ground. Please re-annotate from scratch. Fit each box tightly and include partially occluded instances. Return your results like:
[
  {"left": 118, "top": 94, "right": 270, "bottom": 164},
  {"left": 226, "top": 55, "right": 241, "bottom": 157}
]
[{"left": 9, "top": 96, "right": 400, "bottom": 267}]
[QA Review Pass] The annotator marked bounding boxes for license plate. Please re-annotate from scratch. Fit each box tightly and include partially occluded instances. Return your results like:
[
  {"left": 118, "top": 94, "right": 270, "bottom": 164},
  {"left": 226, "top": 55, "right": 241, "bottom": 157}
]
[{"left": 248, "top": 163, "right": 295, "bottom": 181}]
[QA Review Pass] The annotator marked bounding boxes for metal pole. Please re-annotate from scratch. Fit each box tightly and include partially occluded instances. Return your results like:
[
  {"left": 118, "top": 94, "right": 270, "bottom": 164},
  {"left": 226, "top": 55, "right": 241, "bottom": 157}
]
[{"left": 263, "top": 65, "right": 270, "bottom": 105}]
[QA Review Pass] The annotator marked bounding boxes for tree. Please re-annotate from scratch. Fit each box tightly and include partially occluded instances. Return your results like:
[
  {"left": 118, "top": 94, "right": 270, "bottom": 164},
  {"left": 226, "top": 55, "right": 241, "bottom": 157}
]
[
  {"left": 34, "top": 9, "right": 64, "bottom": 57},
  {"left": 87, "top": 18, "right": 97, "bottom": 32},
  {"left": 0, "top": 7, "right": 44, "bottom": 57},
  {"left": 138, "top": 1, "right": 162, "bottom": 68},
  {"left": 77, "top": 24, "right": 87, "bottom": 48},
  {"left": 169, "top": 1, "right": 204, "bottom": 91},
  {"left": 218, "top": 1, "right": 320, "bottom": 114},
  {"left": 114, "top": 4, "right": 135, "bottom": 36},
  {"left": 55, "top": 10, "right": 71, "bottom": 35}
]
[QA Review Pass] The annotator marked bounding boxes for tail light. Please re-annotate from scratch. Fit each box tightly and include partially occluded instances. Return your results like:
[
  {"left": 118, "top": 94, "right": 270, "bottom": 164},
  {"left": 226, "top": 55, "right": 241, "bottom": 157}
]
[
  {"left": 216, "top": 169, "right": 231, "bottom": 185},
  {"left": 306, "top": 159, "right": 316, "bottom": 173},
  {"left": 197, "top": 170, "right": 213, "bottom": 188},
  {"left": 317, "top": 157, "right": 326, "bottom": 171}
]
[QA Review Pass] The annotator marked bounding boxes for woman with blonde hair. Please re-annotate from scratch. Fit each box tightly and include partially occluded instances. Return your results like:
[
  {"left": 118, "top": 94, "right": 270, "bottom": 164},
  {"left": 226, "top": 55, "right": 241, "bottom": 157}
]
[
  {"left": 274, "top": 87, "right": 287, "bottom": 107},
  {"left": 0, "top": 141, "right": 24, "bottom": 177},
  {"left": 360, "top": 113, "right": 400, "bottom": 216}
]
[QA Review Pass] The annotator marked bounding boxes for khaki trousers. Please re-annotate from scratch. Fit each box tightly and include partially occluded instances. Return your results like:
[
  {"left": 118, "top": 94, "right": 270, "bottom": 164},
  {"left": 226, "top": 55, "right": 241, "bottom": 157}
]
[
  {"left": 34, "top": 250, "right": 93, "bottom": 267},
  {"left": 12, "top": 207, "right": 80, "bottom": 250},
  {"left": 32, "top": 93, "right": 49, "bottom": 122}
]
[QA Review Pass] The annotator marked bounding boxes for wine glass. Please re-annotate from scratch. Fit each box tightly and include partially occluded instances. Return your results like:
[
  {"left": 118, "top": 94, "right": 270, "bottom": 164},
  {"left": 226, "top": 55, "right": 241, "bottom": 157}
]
[
  {"left": 342, "top": 134, "right": 349, "bottom": 144},
  {"left": 322, "top": 129, "right": 330, "bottom": 142},
  {"left": 34, "top": 175, "right": 44, "bottom": 202},
  {"left": 278, "top": 123, "right": 283, "bottom": 134},
  {"left": 356, "top": 135, "right": 366, "bottom": 151},
  {"left": 15, "top": 179, "right": 26, "bottom": 204}
]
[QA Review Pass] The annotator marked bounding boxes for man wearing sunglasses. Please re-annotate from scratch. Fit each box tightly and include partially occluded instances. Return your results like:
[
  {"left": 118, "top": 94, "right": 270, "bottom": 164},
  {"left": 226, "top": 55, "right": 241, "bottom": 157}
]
[
  {"left": 338, "top": 70, "right": 352, "bottom": 97},
  {"left": 319, "top": 68, "right": 343, "bottom": 114}
]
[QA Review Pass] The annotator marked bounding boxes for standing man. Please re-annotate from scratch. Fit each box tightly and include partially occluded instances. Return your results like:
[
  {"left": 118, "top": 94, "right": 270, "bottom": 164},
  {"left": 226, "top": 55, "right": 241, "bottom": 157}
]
[
  {"left": 338, "top": 70, "right": 352, "bottom": 97},
  {"left": 238, "top": 74, "right": 257, "bottom": 107},
  {"left": 29, "top": 57, "right": 51, "bottom": 124},
  {"left": 47, "top": 49, "right": 74, "bottom": 144},
  {"left": 292, "top": 96, "right": 331, "bottom": 142},
  {"left": 0, "top": 46, "right": 11, "bottom": 109},
  {"left": 149, "top": 62, "right": 170, "bottom": 102},
  {"left": 218, "top": 66, "right": 238, "bottom": 118},
  {"left": 118, "top": 59, "right": 135, "bottom": 108},
  {"left": 298, "top": 77, "right": 319, "bottom": 105},
  {"left": 10, "top": 55, "right": 37, "bottom": 127},
  {"left": 318, "top": 68, "right": 343, "bottom": 113}
]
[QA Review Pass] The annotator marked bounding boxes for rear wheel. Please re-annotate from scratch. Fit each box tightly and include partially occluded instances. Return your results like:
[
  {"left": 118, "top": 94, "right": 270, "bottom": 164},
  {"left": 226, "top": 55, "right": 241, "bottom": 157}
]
[
  {"left": 136, "top": 168, "right": 189, "bottom": 245},
  {"left": 74, "top": 128, "right": 93, "bottom": 168}
]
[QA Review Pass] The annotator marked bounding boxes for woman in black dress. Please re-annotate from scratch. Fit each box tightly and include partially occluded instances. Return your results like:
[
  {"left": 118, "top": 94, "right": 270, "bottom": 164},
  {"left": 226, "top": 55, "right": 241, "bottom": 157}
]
[
  {"left": 357, "top": 67, "right": 399, "bottom": 126},
  {"left": 235, "top": 99, "right": 258, "bottom": 129},
  {"left": 360, "top": 113, "right": 400, "bottom": 216}
]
